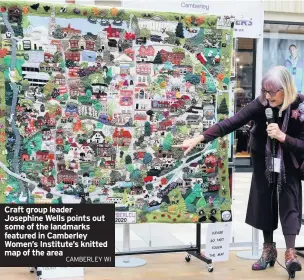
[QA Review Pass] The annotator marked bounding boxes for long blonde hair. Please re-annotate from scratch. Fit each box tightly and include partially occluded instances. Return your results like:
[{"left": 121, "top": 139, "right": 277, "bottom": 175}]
[{"left": 260, "top": 66, "right": 298, "bottom": 114}]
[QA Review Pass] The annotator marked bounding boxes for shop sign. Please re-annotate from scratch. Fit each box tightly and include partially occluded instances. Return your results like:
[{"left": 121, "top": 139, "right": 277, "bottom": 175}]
[{"left": 122, "top": 0, "right": 264, "bottom": 38}]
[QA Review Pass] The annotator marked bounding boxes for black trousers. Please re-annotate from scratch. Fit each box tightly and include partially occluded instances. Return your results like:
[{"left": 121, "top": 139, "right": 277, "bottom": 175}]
[{"left": 245, "top": 150, "right": 302, "bottom": 235}]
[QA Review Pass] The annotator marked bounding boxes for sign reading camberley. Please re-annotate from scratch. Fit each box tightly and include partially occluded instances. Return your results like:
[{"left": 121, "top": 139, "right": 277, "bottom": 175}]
[
  {"left": 122, "top": 0, "right": 264, "bottom": 39},
  {"left": 180, "top": 1, "right": 210, "bottom": 11}
]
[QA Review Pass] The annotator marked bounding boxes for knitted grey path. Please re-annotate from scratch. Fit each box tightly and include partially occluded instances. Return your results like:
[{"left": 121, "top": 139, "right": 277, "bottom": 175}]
[
  {"left": 0, "top": 161, "right": 37, "bottom": 187},
  {"left": 1, "top": 12, "right": 29, "bottom": 193}
]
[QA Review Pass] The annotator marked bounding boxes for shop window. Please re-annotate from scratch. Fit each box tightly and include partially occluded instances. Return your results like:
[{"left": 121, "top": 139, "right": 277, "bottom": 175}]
[{"left": 233, "top": 38, "right": 254, "bottom": 159}]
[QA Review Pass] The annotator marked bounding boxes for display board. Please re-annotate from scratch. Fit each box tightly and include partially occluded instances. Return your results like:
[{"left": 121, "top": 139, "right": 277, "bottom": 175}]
[{"left": 0, "top": 1, "right": 233, "bottom": 223}]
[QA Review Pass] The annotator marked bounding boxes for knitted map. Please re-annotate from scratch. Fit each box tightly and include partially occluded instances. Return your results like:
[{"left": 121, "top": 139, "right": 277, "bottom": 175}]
[{"left": 0, "top": 1, "right": 233, "bottom": 223}]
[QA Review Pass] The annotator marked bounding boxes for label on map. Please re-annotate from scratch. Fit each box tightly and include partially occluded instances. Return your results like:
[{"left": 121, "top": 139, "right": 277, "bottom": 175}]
[{"left": 115, "top": 212, "right": 136, "bottom": 224}]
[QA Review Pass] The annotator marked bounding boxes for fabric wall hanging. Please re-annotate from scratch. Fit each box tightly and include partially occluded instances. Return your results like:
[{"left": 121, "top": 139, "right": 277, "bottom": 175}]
[{"left": 0, "top": 1, "right": 234, "bottom": 223}]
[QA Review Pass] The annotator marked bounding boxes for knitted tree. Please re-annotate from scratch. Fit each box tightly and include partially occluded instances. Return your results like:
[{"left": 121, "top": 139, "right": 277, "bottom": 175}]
[
  {"left": 153, "top": 51, "right": 163, "bottom": 64},
  {"left": 163, "top": 133, "right": 173, "bottom": 150},
  {"left": 196, "top": 196, "right": 207, "bottom": 208},
  {"left": 143, "top": 153, "right": 153, "bottom": 165},
  {"left": 144, "top": 121, "right": 151, "bottom": 136},
  {"left": 125, "top": 155, "right": 132, "bottom": 165},
  {"left": 218, "top": 98, "right": 229, "bottom": 115},
  {"left": 175, "top": 22, "right": 184, "bottom": 38},
  {"left": 177, "top": 196, "right": 187, "bottom": 214}
]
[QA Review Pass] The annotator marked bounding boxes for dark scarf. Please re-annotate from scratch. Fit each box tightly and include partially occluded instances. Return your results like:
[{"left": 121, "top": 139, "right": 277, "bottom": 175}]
[{"left": 265, "top": 104, "right": 291, "bottom": 193}]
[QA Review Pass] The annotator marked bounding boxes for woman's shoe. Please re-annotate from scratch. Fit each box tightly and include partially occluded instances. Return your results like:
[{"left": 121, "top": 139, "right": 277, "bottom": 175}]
[
  {"left": 252, "top": 242, "right": 277, "bottom": 270},
  {"left": 285, "top": 248, "right": 302, "bottom": 278}
]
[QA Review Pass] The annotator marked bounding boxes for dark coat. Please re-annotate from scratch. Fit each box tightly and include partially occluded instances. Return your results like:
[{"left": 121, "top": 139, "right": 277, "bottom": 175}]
[{"left": 203, "top": 95, "right": 304, "bottom": 234}]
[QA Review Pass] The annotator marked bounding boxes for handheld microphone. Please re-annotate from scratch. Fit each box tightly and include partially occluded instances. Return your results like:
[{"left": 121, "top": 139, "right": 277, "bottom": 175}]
[
  {"left": 265, "top": 108, "right": 276, "bottom": 157},
  {"left": 265, "top": 108, "right": 275, "bottom": 124}
]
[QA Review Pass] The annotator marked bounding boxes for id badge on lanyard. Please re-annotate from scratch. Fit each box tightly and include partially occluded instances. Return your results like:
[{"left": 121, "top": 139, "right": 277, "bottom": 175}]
[{"left": 272, "top": 158, "right": 281, "bottom": 173}]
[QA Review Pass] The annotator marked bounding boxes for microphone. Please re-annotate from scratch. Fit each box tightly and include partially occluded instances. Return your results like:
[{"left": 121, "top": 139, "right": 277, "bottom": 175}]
[
  {"left": 265, "top": 108, "right": 276, "bottom": 157},
  {"left": 265, "top": 108, "right": 275, "bottom": 124}
]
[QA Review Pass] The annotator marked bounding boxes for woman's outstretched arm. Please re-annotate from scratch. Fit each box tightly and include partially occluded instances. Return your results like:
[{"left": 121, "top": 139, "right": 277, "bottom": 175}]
[{"left": 173, "top": 98, "right": 262, "bottom": 155}]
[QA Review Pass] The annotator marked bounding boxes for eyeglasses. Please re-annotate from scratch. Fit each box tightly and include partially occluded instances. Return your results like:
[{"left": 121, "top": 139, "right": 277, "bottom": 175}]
[{"left": 261, "top": 88, "right": 283, "bottom": 96}]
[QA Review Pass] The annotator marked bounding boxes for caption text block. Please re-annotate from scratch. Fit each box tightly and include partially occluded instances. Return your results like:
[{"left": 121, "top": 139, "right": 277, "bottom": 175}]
[{"left": 0, "top": 204, "right": 115, "bottom": 267}]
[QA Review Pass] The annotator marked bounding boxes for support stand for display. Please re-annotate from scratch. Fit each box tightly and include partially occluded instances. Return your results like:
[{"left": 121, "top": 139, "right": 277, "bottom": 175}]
[
  {"left": 115, "top": 223, "right": 214, "bottom": 273},
  {"left": 236, "top": 227, "right": 261, "bottom": 260},
  {"left": 115, "top": 224, "right": 147, "bottom": 268}
]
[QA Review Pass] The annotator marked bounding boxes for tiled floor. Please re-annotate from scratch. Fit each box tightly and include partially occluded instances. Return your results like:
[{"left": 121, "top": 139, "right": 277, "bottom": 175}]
[{"left": 115, "top": 172, "right": 304, "bottom": 252}]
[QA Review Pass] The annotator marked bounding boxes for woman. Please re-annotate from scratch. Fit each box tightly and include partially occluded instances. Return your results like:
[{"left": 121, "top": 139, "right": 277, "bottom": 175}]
[{"left": 173, "top": 66, "right": 303, "bottom": 277}]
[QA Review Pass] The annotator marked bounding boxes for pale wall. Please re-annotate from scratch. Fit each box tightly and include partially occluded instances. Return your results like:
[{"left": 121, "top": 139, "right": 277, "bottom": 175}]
[
  {"left": 25, "top": 0, "right": 304, "bottom": 24},
  {"left": 264, "top": 0, "right": 304, "bottom": 22},
  {"left": 264, "top": 0, "right": 304, "bottom": 13}
]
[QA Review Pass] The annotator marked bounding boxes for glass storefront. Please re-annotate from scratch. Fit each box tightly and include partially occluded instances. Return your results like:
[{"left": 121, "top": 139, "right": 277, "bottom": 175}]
[
  {"left": 232, "top": 38, "right": 255, "bottom": 168},
  {"left": 232, "top": 23, "right": 304, "bottom": 170}
]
